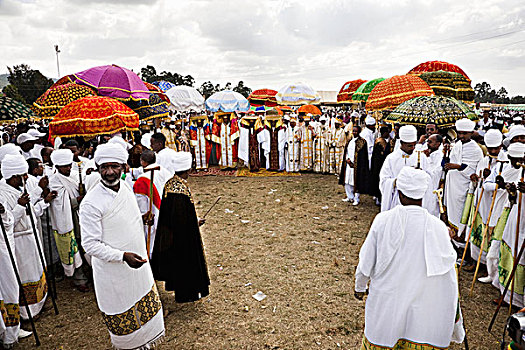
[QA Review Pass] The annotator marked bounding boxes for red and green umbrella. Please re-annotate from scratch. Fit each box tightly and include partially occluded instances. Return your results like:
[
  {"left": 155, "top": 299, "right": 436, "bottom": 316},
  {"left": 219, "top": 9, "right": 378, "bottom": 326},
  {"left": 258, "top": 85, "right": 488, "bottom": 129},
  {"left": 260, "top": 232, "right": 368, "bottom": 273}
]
[{"left": 352, "top": 78, "right": 385, "bottom": 102}]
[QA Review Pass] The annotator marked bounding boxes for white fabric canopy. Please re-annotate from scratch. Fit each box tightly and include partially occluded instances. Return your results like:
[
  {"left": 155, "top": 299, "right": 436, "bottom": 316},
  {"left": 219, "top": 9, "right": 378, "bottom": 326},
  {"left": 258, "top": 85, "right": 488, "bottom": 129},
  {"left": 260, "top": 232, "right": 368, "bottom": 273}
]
[
  {"left": 276, "top": 82, "right": 321, "bottom": 105},
  {"left": 205, "top": 90, "right": 250, "bottom": 112},
  {"left": 165, "top": 85, "right": 205, "bottom": 111}
]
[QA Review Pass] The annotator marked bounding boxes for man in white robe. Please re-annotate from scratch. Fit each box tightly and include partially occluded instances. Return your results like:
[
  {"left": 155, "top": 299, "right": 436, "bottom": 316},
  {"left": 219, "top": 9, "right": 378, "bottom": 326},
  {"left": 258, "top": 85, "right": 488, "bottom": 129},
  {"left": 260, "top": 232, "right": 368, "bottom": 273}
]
[
  {"left": 133, "top": 150, "right": 172, "bottom": 258},
  {"left": 16, "top": 133, "right": 40, "bottom": 160},
  {"left": 48, "top": 149, "right": 88, "bottom": 291},
  {"left": 379, "top": 125, "right": 432, "bottom": 212},
  {"left": 444, "top": 118, "right": 483, "bottom": 240},
  {"left": 150, "top": 132, "right": 178, "bottom": 175},
  {"left": 313, "top": 116, "right": 330, "bottom": 173},
  {"left": 79, "top": 143, "right": 164, "bottom": 350},
  {"left": 355, "top": 166, "right": 464, "bottom": 349},
  {"left": 285, "top": 116, "right": 300, "bottom": 173},
  {"left": 361, "top": 116, "right": 376, "bottom": 169},
  {"left": 0, "top": 154, "right": 49, "bottom": 320},
  {"left": 330, "top": 118, "right": 345, "bottom": 175},
  {"left": 424, "top": 134, "right": 444, "bottom": 217},
  {"left": 297, "top": 115, "right": 315, "bottom": 171}
]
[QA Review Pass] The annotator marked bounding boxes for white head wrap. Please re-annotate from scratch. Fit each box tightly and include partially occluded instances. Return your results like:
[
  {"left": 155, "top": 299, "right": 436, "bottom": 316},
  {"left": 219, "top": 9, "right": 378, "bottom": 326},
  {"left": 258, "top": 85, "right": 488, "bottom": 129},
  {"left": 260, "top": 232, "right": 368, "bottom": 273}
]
[
  {"left": 399, "top": 125, "right": 417, "bottom": 143},
  {"left": 507, "top": 125, "right": 525, "bottom": 141},
  {"left": 365, "top": 116, "right": 376, "bottom": 126},
  {"left": 94, "top": 143, "right": 128, "bottom": 165},
  {"left": 51, "top": 149, "right": 74, "bottom": 166},
  {"left": 0, "top": 144, "right": 21, "bottom": 164},
  {"left": 173, "top": 152, "right": 192, "bottom": 172},
  {"left": 484, "top": 129, "right": 503, "bottom": 148},
  {"left": 455, "top": 118, "right": 475, "bottom": 132},
  {"left": 108, "top": 136, "right": 131, "bottom": 151},
  {"left": 1, "top": 154, "right": 28, "bottom": 179},
  {"left": 396, "top": 166, "right": 430, "bottom": 200},
  {"left": 507, "top": 143, "right": 525, "bottom": 158}
]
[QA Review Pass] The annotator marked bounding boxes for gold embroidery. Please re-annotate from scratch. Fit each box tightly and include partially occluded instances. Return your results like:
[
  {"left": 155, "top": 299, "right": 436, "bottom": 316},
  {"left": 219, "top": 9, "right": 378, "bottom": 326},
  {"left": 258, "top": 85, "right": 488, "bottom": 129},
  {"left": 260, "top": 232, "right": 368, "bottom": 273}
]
[
  {"left": 163, "top": 175, "right": 193, "bottom": 203},
  {"left": 101, "top": 284, "right": 162, "bottom": 336},
  {"left": 361, "top": 336, "right": 448, "bottom": 350},
  {"left": 20, "top": 273, "right": 47, "bottom": 306},
  {"left": 0, "top": 301, "right": 20, "bottom": 327}
]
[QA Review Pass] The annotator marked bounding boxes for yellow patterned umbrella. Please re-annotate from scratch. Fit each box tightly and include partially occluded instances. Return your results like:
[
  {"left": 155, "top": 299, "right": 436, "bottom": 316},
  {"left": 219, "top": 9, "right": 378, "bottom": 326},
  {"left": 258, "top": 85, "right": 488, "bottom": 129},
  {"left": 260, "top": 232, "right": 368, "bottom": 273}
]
[{"left": 32, "top": 83, "right": 96, "bottom": 120}]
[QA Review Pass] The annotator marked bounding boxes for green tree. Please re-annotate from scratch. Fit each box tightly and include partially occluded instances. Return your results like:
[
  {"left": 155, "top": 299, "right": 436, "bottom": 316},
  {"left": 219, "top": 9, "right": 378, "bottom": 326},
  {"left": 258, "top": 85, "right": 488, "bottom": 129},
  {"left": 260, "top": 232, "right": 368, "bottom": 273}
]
[
  {"left": 6, "top": 64, "right": 53, "bottom": 105},
  {"left": 139, "top": 65, "right": 195, "bottom": 87},
  {"left": 2, "top": 84, "right": 25, "bottom": 103},
  {"left": 198, "top": 81, "right": 218, "bottom": 99},
  {"left": 140, "top": 65, "right": 160, "bottom": 83},
  {"left": 233, "top": 81, "right": 252, "bottom": 98}
]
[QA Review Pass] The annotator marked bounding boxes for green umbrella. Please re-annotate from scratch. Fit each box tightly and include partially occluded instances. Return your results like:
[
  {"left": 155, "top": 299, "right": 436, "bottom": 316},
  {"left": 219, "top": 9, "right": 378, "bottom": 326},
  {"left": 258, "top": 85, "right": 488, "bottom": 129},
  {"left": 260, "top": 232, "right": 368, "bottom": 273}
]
[
  {"left": 352, "top": 78, "right": 385, "bottom": 102},
  {"left": 0, "top": 96, "right": 38, "bottom": 122},
  {"left": 384, "top": 95, "right": 477, "bottom": 128}
]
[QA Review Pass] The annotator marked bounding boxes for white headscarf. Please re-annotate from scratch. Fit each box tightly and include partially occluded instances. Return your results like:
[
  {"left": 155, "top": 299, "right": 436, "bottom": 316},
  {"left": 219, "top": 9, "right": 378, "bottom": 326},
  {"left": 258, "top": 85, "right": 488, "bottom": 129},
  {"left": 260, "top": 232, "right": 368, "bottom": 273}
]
[
  {"left": 483, "top": 129, "right": 502, "bottom": 148},
  {"left": 173, "top": 152, "right": 192, "bottom": 172},
  {"left": 51, "top": 149, "right": 74, "bottom": 166},
  {"left": 1, "top": 154, "right": 28, "bottom": 179},
  {"left": 365, "top": 116, "right": 376, "bottom": 125},
  {"left": 397, "top": 166, "right": 430, "bottom": 200},
  {"left": 94, "top": 143, "right": 128, "bottom": 165},
  {"left": 508, "top": 143, "right": 525, "bottom": 158},
  {"left": 0, "top": 144, "right": 21, "bottom": 164},
  {"left": 399, "top": 125, "right": 417, "bottom": 142},
  {"left": 455, "top": 118, "right": 475, "bottom": 132}
]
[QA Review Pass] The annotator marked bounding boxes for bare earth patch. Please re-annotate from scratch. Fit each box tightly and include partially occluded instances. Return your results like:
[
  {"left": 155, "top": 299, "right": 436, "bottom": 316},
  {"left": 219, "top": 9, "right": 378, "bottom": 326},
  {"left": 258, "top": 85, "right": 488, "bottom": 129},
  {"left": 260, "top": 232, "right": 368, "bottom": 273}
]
[{"left": 18, "top": 174, "right": 507, "bottom": 349}]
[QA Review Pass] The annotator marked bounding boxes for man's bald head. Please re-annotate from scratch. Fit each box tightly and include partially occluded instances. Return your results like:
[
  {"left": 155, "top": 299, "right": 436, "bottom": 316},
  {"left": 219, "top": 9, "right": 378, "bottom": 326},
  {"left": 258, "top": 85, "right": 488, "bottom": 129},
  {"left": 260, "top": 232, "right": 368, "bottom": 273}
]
[{"left": 427, "top": 134, "right": 443, "bottom": 152}]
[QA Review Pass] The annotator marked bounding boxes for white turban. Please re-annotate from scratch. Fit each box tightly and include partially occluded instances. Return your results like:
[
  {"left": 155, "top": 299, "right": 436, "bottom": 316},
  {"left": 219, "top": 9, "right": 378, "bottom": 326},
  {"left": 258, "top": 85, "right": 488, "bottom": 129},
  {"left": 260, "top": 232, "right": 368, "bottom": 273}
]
[
  {"left": 507, "top": 125, "right": 525, "bottom": 141},
  {"left": 399, "top": 125, "right": 417, "bottom": 143},
  {"left": 94, "top": 143, "right": 128, "bottom": 165},
  {"left": 507, "top": 143, "right": 525, "bottom": 158},
  {"left": 173, "top": 152, "right": 192, "bottom": 172},
  {"left": 365, "top": 116, "right": 376, "bottom": 126},
  {"left": 455, "top": 118, "right": 475, "bottom": 132},
  {"left": 108, "top": 136, "right": 131, "bottom": 151},
  {"left": 484, "top": 129, "right": 503, "bottom": 148},
  {"left": 397, "top": 166, "right": 430, "bottom": 200},
  {"left": 51, "top": 149, "right": 74, "bottom": 166},
  {"left": 319, "top": 116, "right": 327, "bottom": 122},
  {"left": 1, "top": 154, "right": 28, "bottom": 179},
  {"left": 0, "top": 144, "right": 21, "bottom": 164}
]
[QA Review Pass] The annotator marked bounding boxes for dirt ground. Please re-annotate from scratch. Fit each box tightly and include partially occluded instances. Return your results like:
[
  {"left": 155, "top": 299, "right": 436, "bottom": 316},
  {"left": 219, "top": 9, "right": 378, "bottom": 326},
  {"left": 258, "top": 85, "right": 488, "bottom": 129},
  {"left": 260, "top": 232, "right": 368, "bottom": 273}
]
[{"left": 17, "top": 174, "right": 508, "bottom": 350}]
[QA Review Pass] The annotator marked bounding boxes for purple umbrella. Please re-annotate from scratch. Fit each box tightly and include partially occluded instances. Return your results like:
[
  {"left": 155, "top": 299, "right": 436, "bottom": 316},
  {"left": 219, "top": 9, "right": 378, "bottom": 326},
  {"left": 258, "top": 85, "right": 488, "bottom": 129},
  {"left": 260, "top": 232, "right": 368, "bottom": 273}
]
[{"left": 72, "top": 65, "right": 150, "bottom": 101}]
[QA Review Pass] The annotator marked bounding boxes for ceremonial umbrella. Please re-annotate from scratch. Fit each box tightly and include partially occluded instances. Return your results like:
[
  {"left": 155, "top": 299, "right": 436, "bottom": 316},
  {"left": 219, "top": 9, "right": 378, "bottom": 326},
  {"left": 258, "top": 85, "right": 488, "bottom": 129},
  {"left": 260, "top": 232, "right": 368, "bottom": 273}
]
[
  {"left": 352, "top": 78, "right": 385, "bottom": 102},
  {"left": 125, "top": 94, "right": 170, "bottom": 121},
  {"left": 205, "top": 90, "right": 250, "bottom": 112},
  {"left": 49, "top": 95, "right": 139, "bottom": 138},
  {"left": 276, "top": 105, "right": 293, "bottom": 114},
  {"left": 32, "top": 83, "right": 96, "bottom": 120},
  {"left": 72, "top": 65, "right": 150, "bottom": 101},
  {"left": 298, "top": 104, "right": 322, "bottom": 115},
  {"left": 337, "top": 79, "right": 367, "bottom": 103},
  {"left": 276, "top": 83, "right": 320, "bottom": 105},
  {"left": 248, "top": 89, "right": 278, "bottom": 107},
  {"left": 418, "top": 71, "right": 475, "bottom": 103},
  {"left": 407, "top": 60, "right": 470, "bottom": 81},
  {"left": 0, "top": 96, "right": 38, "bottom": 122},
  {"left": 383, "top": 95, "right": 477, "bottom": 128},
  {"left": 151, "top": 80, "right": 176, "bottom": 92},
  {"left": 165, "top": 85, "right": 205, "bottom": 111},
  {"left": 366, "top": 75, "right": 434, "bottom": 111},
  {"left": 144, "top": 82, "right": 170, "bottom": 104},
  {"left": 49, "top": 75, "right": 74, "bottom": 89}
]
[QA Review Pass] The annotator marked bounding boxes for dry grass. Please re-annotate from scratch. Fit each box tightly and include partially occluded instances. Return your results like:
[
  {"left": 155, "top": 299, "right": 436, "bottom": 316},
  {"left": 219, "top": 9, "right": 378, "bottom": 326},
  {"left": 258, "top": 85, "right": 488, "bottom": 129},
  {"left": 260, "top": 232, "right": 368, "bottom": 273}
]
[{"left": 18, "top": 174, "right": 507, "bottom": 349}]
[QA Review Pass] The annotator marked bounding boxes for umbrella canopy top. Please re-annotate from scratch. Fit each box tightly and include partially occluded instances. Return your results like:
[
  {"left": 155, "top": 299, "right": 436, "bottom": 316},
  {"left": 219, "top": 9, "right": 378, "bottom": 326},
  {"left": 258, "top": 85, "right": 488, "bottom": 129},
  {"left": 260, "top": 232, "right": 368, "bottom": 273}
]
[
  {"left": 366, "top": 75, "right": 434, "bottom": 111},
  {"left": 49, "top": 95, "right": 139, "bottom": 138},
  {"left": 276, "top": 83, "right": 320, "bottom": 105},
  {"left": 384, "top": 95, "right": 477, "bottom": 128},
  {"left": 248, "top": 88, "right": 278, "bottom": 107},
  {"left": 165, "top": 85, "right": 205, "bottom": 112},
  {"left": 418, "top": 70, "right": 474, "bottom": 103},
  {"left": 337, "top": 79, "right": 367, "bottom": 103},
  {"left": 205, "top": 90, "right": 250, "bottom": 112},
  {"left": 352, "top": 78, "right": 385, "bottom": 102},
  {"left": 151, "top": 80, "right": 176, "bottom": 92},
  {"left": 72, "top": 64, "right": 150, "bottom": 101},
  {"left": 125, "top": 94, "right": 170, "bottom": 121},
  {"left": 144, "top": 82, "right": 170, "bottom": 104},
  {"left": 298, "top": 104, "right": 322, "bottom": 115},
  {"left": 0, "top": 96, "right": 38, "bottom": 122},
  {"left": 32, "top": 83, "right": 96, "bottom": 120},
  {"left": 407, "top": 60, "right": 470, "bottom": 81}
]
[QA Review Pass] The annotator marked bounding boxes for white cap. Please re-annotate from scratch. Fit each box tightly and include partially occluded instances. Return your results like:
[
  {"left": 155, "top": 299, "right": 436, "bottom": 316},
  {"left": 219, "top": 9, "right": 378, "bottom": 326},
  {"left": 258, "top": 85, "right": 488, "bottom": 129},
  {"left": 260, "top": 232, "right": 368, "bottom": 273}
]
[
  {"left": 455, "top": 118, "right": 475, "bottom": 132},
  {"left": 173, "top": 151, "right": 192, "bottom": 172},
  {"left": 27, "top": 129, "right": 46, "bottom": 138},
  {"left": 94, "top": 143, "right": 128, "bottom": 165},
  {"left": 399, "top": 125, "right": 417, "bottom": 143},
  {"left": 1, "top": 154, "right": 28, "bottom": 179},
  {"left": 508, "top": 143, "right": 525, "bottom": 158},
  {"left": 507, "top": 125, "right": 525, "bottom": 141},
  {"left": 484, "top": 129, "right": 503, "bottom": 148},
  {"left": 51, "top": 149, "right": 74, "bottom": 166},
  {"left": 396, "top": 166, "right": 430, "bottom": 200},
  {"left": 365, "top": 116, "right": 376, "bottom": 126},
  {"left": 16, "top": 133, "right": 38, "bottom": 144}
]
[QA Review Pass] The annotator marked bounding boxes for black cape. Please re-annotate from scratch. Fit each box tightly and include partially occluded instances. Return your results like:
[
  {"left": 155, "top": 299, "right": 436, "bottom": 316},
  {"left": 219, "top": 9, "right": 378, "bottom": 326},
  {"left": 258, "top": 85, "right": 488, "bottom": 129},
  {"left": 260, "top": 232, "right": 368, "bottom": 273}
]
[
  {"left": 370, "top": 138, "right": 391, "bottom": 199},
  {"left": 151, "top": 176, "right": 210, "bottom": 303},
  {"left": 338, "top": 137, "right": 371, "bottom": 194}
]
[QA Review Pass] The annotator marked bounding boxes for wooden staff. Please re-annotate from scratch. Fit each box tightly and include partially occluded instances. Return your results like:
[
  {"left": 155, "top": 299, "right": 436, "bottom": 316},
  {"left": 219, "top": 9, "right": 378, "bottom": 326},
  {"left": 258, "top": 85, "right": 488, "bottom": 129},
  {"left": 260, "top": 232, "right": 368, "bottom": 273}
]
[
  {"left": 458, "top": 169, "right": 485, "bottom": 273},
  {"left": 202, "top": 196, "right": 222, "bottom": 219},
  {"left": 77, "top": 161, "right": 85, "bottom": 196},
  {"left": 143, "top": 166, "right": 160, "bottom": 258},
  {"left": 0, "top": 207, "right": 40, "bottom": 346},
  {"left": 510, "top": 166, "right": 525, "bottom": 312},
  {"left": 469, "top": 160, "right": 507, "bottom": 296}
]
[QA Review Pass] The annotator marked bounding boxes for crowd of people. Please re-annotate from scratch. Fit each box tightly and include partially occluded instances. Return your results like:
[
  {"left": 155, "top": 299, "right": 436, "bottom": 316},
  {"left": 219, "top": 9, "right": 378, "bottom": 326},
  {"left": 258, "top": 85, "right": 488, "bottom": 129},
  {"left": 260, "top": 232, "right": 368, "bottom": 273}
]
[{"left": 1, "top": 104, "right": 525, "bottom": 349}]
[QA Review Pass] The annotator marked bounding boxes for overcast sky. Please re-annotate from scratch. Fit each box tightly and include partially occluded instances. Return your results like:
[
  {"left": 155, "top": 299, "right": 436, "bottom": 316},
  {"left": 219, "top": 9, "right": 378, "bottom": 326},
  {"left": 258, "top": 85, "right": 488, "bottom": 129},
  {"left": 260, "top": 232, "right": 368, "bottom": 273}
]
[{"left": 1, "top": 0, "right": 524, "bottom": 95}]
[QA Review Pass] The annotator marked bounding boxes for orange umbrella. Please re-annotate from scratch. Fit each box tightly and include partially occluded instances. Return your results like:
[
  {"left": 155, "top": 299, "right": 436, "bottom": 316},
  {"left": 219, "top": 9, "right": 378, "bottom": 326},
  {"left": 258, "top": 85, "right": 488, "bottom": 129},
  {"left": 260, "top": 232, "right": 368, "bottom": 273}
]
[
  {"left": 49, "top": 95, "right": 139, "bottom": 138},
  {"left": 366, "top": 75, "right": 434, "bottom": 111},
  {"left": 298, "top": 104, "right": 321, "bottom": 115}
]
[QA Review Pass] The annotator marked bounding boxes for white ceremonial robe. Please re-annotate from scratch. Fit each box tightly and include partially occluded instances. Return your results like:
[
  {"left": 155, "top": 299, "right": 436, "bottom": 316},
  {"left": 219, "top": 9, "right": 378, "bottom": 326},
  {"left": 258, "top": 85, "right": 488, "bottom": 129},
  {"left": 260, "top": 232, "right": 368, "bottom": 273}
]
[
  {"left": 133, "top": 164, "right": 172, "bottom": 258},
  {"left": 80, "top": 181, "right": 165, "bottom": 349},
  {"left": 0, "top": 207, "right": 20, "bottom": 345},
  {"left": 444, "top": 140, "right": 483, "bottom": 232},
  {"left": 360, "top": 127, "right": 375, "bottom": 169},
  {"left": 313, "top": 125, "right": 330, "bottom": 173},
  {"left": 285, "top": 126, "right": 300, "bottom": 172},
  {"left": 355, "top": 205, "right": 464, "bottom": 348},
  {"left": 0, "top": 180, "right": 47, "bottom": 320},
  {"left": 82, "top": 158, "right": 101, "bottom": 192},
  {"left": 219, "top": 123, "right": 236, "bottom": 168},
  {"left": 238, "top": 126, "right": 265, "bottom": 167},
  {"left": 379, "top": 149, "right": 431, "bottom": 212},
  {"left": 191, "top": 127, "right": 208, "bottom": 170},
  {"left": 48, "top": 172, "right": 83, "bottom": 277},
  {"left": 425, "top": 149, "right": 444, "bottom": 217},
  {"left": 344, "top": 138, "right": 357, "bottom": 186},
  {"left": 298, "top": 125, "right": 314, "bottom": 171},
  {"left": 156, "top": 147, "right": 179, "bottom": 175},
  {"left": 260, "top": 127, "right": 287, "bottom": 171},
  {"left": 476, "top": 152, "right": 508, "bottom": 226}
]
